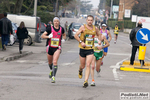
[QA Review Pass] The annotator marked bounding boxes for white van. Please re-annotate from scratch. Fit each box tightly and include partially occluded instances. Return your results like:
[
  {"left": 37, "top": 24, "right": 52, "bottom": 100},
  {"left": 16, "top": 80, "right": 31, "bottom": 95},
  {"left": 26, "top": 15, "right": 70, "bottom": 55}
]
[{"left": 7, "top": 14, "right": 41, "bottom": 45}]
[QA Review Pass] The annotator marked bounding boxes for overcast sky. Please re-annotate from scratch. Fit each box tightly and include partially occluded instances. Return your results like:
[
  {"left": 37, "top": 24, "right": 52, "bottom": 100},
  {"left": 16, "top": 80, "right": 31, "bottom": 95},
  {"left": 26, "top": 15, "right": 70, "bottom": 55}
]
[
  {"left": 89, "top": 0, "right": 99, "bottom": 8},
  {"left": 80, "top": 0, "right": 99, "bottom": 8}
]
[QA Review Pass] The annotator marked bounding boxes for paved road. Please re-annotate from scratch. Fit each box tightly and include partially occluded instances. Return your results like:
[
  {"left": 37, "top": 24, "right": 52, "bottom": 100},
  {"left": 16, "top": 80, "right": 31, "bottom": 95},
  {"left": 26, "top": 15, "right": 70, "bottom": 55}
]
[{"left": 0, "top": 18, "right": 150, "bottom": 100}]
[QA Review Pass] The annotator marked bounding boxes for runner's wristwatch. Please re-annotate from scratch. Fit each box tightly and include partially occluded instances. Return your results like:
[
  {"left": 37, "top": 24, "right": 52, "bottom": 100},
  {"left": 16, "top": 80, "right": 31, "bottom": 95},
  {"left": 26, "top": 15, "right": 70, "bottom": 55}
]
[{"left": 79, "top": 40, "right": 82, "bottom": 43}]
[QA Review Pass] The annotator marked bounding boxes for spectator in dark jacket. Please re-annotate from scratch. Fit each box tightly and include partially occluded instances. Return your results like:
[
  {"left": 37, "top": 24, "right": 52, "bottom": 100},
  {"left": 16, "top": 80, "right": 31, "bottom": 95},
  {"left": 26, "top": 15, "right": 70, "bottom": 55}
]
[
  {"left": 0, "top": 12, "right": 13, "bottom": 50},
  {"left": 64, "top": 21, "right": 68, "bottom": 32},
  {"left": 106, "top": 24, "right": 110, "bottom": 31},
  {"left": 46, "top": 21, "right": 53, "bottom": 29},
  {"left": 17, "top": 21, "right": 28, "bottom": 54},
  {"left": 129, "top": 21, "right": 145, "bottom": 65}
]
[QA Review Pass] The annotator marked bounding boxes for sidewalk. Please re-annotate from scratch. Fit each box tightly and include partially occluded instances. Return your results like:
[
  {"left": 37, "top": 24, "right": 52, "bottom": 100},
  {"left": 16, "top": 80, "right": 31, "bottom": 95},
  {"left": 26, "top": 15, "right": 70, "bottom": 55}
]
[
  {"left": 0, "top": 44, "right": 32, "bottom": 62},
  {"left": 0, "top": 41, "right": 46, "bottom": 62}
]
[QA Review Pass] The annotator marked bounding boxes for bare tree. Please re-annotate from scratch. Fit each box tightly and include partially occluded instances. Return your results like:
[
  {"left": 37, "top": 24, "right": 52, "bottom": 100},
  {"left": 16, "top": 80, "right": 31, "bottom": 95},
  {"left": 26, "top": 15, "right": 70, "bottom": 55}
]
[
  {"left": 4, "top": 0, "right": 11, "bottom": 12},
  {"left": 13, "top": 0, "right": 24, "bottom": 14},
  {"left": 24, "top": 0, "right": 34, "bottom": 14},
  {"left": 132, "top": 0, "right": 150, "bottom": 17}
]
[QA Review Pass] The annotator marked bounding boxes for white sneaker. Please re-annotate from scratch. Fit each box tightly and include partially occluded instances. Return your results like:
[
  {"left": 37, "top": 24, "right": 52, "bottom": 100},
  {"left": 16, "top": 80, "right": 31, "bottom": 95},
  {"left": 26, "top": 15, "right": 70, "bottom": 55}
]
[
  {"left": 97, "top": 69, "right": 101, "bottom": 77},
  {"left": 97, "top": 72, "right": 101, "bottom": 77},
  {"left": 91, "top": 81, "right": 95, "bottom": 86}
]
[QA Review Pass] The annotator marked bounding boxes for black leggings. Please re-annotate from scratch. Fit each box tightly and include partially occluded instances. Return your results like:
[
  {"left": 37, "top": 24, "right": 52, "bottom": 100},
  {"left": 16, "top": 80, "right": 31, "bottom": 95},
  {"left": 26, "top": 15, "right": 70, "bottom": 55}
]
[
  {"left": 19, "top": 39, "right": 24, "bottom": 51},
  {"left": 130, "top": 46, "right": 144, "bottom": 65}
]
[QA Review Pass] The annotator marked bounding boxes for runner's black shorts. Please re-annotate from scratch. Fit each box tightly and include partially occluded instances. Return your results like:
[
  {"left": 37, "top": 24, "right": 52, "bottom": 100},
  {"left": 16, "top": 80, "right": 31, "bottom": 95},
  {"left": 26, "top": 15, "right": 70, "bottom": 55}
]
[
  {"left": 114, "top": 34, "right": 118, "bottom": 36},
  {"left": 79, "top": 48, "right": 94, "bottom": 57},
  {"left": 46, "top": 45, "right": 59, "bottom": 55}
]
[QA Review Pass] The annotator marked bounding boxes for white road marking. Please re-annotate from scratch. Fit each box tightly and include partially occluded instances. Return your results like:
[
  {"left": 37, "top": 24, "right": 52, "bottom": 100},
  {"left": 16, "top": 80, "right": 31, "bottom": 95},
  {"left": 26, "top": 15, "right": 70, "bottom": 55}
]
[
  {"left": 67, "top": 51, "right": 131, "bottom": 56},
  {"left": 108, "top": 53, "right": 130, "bottom": 56},
  {"left": 0, "top": 75, "right": 82, "bottom": 83},
  {"left": 67, "top": 51, "right": 78, "bottom": 53},
  {"left": 110, "top": 57, "right": 129, "bottom": 81},
  {"left": 145, "top": 57, "right": 150, "bottom": 60},
  {"left": 61, "top": 63, "right": 75, "bottom": 66},
  {"left": 16, "top": 60, "right": 26, "bottom": 63},
  {"left": 0, "top": 71, "right": 48, "bottom": 74},
  {"left": 15, "top": 60, "right": 47, "bottom": 64},
  {"left": 110, "top": 65, "right": 120, "bottom": 69},
  {"left": 113, "top": 68, "right": 119, "bottom": 80},
  {"left": 114, "top": 36, "right": 150, "bottom": 60}
]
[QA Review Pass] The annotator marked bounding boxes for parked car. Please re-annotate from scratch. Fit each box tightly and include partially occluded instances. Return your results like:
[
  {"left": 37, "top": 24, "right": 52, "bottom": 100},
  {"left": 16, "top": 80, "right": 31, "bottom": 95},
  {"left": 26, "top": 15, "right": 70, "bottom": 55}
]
[
  {"left": 68, "top": 22, "right": 83, "bottom": 39},
  {"left": 8, "top": 22, "right": 18, "bottom": 46},
  {"left": 40, "top": 22, "right": 46, "bottom": 34},
  {"left": 7, "top": 14, "right": 41, "bottom": 46}
]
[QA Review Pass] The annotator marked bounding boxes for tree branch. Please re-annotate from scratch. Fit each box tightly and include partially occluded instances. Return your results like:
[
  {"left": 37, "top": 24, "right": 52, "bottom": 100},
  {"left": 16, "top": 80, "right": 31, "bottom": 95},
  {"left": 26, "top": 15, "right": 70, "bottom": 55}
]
[{"left": 24, "top": 0, "right": 34, "bottom": 14}]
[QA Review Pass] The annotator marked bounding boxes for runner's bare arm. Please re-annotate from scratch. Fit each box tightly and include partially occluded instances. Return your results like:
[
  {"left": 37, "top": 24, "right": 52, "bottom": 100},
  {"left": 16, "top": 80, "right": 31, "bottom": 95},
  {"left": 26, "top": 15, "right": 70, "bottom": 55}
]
[
  {"left": 62, "top": 33, "right": 66, "bottom": 40},
  {"left": 96, "top": 27, "right": 101, "bottom": 44},
  {"left": 103, "top": 36, "right": 110, "bottom": 48},
  {"left": 74, "top": 25, "right": 84, "bottom": 42},
  {"left": 74, "top": 25, "right": 86, "bottom": 47},
  {"left": 41, "top": 31, "right": 49, "bottom": 39},
  {"left": 107, "top": 30, "right": 112, "bottom": 42}
]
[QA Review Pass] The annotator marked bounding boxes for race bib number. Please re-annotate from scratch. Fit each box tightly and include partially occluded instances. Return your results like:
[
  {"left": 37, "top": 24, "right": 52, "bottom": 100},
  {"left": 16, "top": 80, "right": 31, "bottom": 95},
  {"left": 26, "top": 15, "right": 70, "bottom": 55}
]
[
  {"left": 94, "top": 43, "right": 101, "bottom": 52},
  {"left": 85, "top": 37, "right": 93, "bottom": 47},
  {"left": 51, "top": 38, "right": 59, "bottom": 47},
  {"left": 115, "top": 30, "right": 118, "bottom": 33}
]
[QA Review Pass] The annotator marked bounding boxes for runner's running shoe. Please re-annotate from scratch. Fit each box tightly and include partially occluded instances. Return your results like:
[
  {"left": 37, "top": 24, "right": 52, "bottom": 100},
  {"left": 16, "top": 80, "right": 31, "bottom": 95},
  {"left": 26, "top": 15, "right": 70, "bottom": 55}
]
[
  {"left": 78, "top": 70, "right": 82, "bottom": 79},
  {"left": 83, "top": 81, "right": 88, "bottom": 88},
  {"left": 97, "top": 69, "right": 101, "bottom": 77},
  {"left": 51, "top": 76, "right": 55, "bottom": 83},
  {"left": 49, "top": 71, "right": 53, "bottom": 78},
  {"left": 91, "top": 81, "right": 95, "bottom": 86}
]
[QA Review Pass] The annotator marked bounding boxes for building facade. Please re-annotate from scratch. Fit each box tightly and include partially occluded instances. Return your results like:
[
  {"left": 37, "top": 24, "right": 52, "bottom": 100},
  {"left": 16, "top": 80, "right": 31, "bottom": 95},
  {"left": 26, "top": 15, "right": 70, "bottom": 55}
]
[{"left": 118, "top": 0, "right": 136, "bottom": 21}]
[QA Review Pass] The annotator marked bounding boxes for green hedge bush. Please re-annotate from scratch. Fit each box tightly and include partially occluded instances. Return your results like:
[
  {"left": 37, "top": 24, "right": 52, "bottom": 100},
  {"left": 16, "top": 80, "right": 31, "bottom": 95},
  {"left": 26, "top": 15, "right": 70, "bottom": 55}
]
[
  {"left": 108, "top": 19, "right": 136, "bottom": 30},
  {"left": 37, "top": 11, "right": 54, "bottom": 24}
]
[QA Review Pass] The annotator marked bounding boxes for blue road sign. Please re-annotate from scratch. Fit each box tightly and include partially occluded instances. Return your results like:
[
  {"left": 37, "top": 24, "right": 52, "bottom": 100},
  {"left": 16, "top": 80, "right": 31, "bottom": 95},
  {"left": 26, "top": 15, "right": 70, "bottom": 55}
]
[{"left": 136, "top": 28, "right": 150, "bottom": 44}]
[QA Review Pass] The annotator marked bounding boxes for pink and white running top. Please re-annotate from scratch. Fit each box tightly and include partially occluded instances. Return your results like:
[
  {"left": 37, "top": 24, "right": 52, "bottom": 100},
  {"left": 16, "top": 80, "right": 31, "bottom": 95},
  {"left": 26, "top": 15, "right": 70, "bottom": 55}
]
[{"left": 48, "top": 26, "right": 62, "bottom": 48}]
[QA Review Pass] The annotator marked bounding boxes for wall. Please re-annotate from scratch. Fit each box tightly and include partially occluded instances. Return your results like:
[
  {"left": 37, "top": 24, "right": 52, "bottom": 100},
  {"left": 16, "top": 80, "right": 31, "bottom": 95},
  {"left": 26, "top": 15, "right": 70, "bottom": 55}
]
[{"left": 118, "top": 0, "right": 136, "bottom": 21}]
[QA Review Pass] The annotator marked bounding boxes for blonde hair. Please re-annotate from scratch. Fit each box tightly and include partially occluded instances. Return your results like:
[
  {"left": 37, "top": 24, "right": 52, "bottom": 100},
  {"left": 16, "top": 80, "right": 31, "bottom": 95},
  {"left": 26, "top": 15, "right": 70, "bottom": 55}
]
[{"left": 19, "top": 21, "right": 25, "bottom": 29}]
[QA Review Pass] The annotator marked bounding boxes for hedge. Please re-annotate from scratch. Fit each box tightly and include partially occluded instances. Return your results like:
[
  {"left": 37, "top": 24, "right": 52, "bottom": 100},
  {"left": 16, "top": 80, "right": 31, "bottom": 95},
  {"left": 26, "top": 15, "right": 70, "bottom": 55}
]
[
  {"left": 37, "top": 11, "right": 55, "bottom": 24},
  {"left": 108, "top": 19, "right": 136, "bottom": 30}
]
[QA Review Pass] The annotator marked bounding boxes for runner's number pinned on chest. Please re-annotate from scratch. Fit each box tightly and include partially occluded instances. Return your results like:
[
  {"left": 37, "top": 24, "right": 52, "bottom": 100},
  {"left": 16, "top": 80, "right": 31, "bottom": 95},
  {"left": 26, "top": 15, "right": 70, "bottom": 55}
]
[
  {"left": 51, "top": 38, "right": 60, "bottom": 47},
  {"left": 115, "top": 30, "right": 118, "bottom": 32},
  {"left": 85, "top": 35, "right": 94, "bottom": 47},
  {"left": 94, "top": 43, "right": 101, "bottom": 52}
]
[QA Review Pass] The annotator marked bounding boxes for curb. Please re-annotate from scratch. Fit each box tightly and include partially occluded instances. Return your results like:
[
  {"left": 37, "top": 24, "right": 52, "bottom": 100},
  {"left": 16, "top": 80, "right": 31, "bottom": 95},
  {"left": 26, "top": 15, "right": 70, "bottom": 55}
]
[
  {"left": 120, "top": 60, "right": 150, "bottom": 73},
  {"left": 1, "top": 51, "right": 33, "bottom": 61}
]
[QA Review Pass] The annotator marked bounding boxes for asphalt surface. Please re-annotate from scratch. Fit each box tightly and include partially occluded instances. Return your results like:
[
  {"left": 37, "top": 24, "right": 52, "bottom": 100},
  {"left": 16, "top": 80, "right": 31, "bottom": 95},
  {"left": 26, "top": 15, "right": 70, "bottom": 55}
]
[{"left": 0, "top": 18, "right": 150, "bottom": 100}]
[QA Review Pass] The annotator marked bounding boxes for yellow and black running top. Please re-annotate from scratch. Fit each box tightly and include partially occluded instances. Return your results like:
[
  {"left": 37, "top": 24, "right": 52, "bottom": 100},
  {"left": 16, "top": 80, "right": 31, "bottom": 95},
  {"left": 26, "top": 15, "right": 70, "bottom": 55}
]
[
  {"left": 114, "top": 26, "right": 119, "bottom": 34},
  {"left": 79, "top": 24, "right": 96, "bottom": 50}
]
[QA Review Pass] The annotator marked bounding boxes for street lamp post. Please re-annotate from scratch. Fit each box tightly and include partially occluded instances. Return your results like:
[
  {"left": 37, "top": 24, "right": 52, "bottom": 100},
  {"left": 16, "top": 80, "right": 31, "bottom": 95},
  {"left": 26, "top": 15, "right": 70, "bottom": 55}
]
[
  {"left": 110, "top": 0, "right": 113, "bottom": 18},
  {"left": 55, "top": 0, "right": 59, "bottom": 16},
  {"left": 33, "top": 0, "right": 37, "bottom": 16}
]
